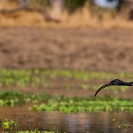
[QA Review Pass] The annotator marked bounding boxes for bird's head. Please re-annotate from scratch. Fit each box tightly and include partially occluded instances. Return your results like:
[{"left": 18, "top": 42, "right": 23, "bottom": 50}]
[{"left": 109, "top": 79, "right": 122, "bottom": 85}]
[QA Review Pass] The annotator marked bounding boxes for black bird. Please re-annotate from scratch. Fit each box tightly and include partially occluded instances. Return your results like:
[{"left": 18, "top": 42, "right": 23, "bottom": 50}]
[{"left": 95, "top": 79, "right": 133, "bottom": 96}]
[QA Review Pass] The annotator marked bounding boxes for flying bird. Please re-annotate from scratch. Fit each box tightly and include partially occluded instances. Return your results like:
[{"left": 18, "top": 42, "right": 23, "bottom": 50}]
[{"left": 95, "top": 79, "right": 133, "bottom": 96}]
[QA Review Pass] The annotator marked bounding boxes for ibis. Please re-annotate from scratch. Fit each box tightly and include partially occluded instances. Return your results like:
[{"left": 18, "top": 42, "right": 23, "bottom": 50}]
[{"left": 95, "top": 79, "right": 133, "bottom": 96}]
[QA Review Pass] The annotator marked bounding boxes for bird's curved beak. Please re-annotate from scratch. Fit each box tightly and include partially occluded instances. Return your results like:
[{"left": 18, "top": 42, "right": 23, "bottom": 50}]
[{"left": 95, "top": 82, "right": 112, "bottom": 96}]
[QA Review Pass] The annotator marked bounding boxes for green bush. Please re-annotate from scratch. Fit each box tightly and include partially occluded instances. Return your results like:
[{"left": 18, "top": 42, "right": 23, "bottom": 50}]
[{"left": 65, "top": 0, "right": 87, "bottom": 13}]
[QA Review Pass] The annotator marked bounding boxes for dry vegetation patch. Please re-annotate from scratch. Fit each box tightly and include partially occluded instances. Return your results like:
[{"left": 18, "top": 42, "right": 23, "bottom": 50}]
[{"left": 0, "top": 1, "right": 132, "bottom": 28}]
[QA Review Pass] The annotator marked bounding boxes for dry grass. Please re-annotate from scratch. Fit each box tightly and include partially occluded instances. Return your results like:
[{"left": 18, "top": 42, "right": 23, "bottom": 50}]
[{"left": 0, "top": 1, "right": 133, "bottom": 28}]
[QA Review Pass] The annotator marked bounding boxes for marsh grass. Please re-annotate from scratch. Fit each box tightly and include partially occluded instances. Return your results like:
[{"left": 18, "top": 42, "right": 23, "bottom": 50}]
[
  {"left": 31, "top": 95, "right": 133, "bottom": 113},
  {"left": 0, "top": 90, "right": 133, "bottom": 113},
  {"left": 0, "top": 69, "right": 132, "bottom": 113},
  {"left": 0, "top": 69, "right": 132, "bottom": 94}
]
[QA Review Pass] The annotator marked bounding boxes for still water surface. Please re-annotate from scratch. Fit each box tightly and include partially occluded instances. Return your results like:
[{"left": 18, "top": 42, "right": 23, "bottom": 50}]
[{"left": 0, "top": 106, "right": 133, "bottom": 133}]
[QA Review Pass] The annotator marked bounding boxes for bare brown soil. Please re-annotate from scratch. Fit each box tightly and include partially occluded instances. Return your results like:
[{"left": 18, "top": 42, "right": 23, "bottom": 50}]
[{"left": 0, "top": 27, "right": 133, "bottom": 72}]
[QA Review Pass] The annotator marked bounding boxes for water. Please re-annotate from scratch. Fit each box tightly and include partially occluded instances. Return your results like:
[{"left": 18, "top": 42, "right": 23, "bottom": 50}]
[{"left": 0, "top": 106, "right": 133, "bottom": 133}]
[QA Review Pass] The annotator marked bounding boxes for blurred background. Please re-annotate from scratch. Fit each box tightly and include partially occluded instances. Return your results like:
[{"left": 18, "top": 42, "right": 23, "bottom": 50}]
[
  {"left": 0, "top": 0, "right": 133, "bottom": 133},
  {"left": 0, "top": 0, "right": 133, "bottom": 71},
  {"left": 0, "top": 0, "right": 133, "bottom": 27}
]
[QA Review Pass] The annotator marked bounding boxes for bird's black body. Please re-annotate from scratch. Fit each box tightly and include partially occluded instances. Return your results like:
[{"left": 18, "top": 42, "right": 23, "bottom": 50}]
[{"left": 95, "top": 79, "right": 133, "bottom": 96}]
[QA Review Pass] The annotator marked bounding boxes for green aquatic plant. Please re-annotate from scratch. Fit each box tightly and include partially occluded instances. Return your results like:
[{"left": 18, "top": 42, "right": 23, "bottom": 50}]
[
  {"left": 0, "top": 69, "right": 49, "bottom": 87},
  {"left": 121, "top": 123, "right": 132, "bottom": 129},
  {"left": 1, "top": 90, "right": 133, "bottom": 113},
  {"left": 0, "top": 91, "right": 32, "bottom": 106},
  {"left": 0, "top": 68, "right": 133, "bottom": 92},
  {"left": 115, "top": 122, "right": 132, "bottom": 130},
  {"left": 0, "top": 119, "right": 64, "bottom": 133},
  {"left": 31, "top": 95, "right": 133, "bottom": 113},
  {"left": 0, "top": 119, "right": 19, "bottom": 132}
]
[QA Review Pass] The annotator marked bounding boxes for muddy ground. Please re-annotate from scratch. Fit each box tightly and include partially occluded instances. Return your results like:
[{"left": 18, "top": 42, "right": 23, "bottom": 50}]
[{"left": 0, "top": 27, "right": 133, "bottom": 72}]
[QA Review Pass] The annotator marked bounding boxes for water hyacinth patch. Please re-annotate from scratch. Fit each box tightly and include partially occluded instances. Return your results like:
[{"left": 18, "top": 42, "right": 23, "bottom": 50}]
[
  {"left": 0, "top": 69, "right": 133, "bottom": 87},
  {"left": 0, "top": 90, "right": 133, "bottom": 113},
  {"left": 31, "top": 95, "right": 133, "bottom": 113},
  {"left": 0, "top": 119, "right": 63, "bottom": 133}
]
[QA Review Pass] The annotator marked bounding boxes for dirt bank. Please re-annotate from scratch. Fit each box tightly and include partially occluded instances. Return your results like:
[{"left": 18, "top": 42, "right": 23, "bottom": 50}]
[{"left": 0, "top": 27, "right": 133, "bottom": 72}]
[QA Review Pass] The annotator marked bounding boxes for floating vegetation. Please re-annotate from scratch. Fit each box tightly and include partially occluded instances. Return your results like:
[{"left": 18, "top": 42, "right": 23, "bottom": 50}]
[
  {"left": 31, "top": 96, "right": 133, "bottom": 113},
  {"left": 0, "top": 68, "right": 132, "bottom": 94},
  {"left": 0, "top": 69, "right": 133, "bottom": 88},
  {"left": 0, "top": 119, "right": 62, "bottom": 133},
  {"left": 0, "top": 91, "right": 133, "bottom": 113},
  {"left": 115, "top": 122, "right": 132, "bottom": 131},
  {"left": 1, "top": 119, "right": 18, "bottom": 129},
  {"left": 0, "top": 91, "right": 31, "bottom": 106},
  {"left": 0, "top": 69, "right": 133, "bottom": 113}
]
